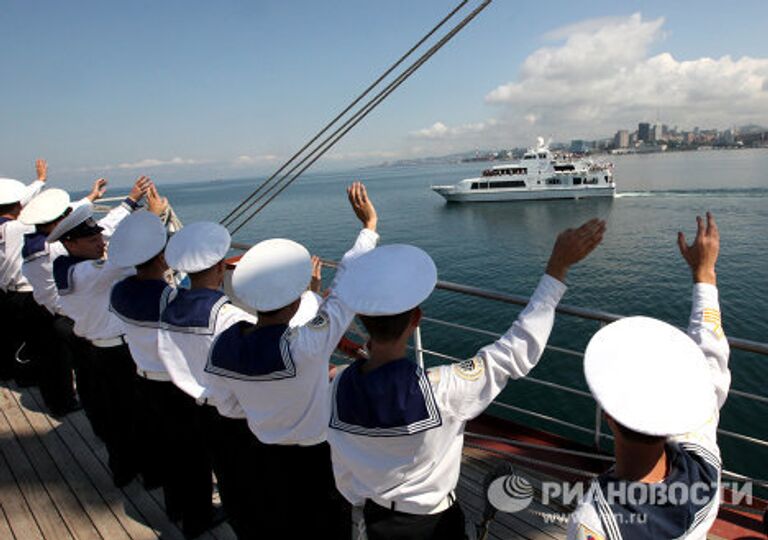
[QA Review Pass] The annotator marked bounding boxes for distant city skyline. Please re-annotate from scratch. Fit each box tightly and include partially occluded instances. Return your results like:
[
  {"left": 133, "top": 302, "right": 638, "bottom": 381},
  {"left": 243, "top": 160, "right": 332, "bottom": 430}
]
[{"left": 2, "top": 1, "right": 767, "bottom": 189}]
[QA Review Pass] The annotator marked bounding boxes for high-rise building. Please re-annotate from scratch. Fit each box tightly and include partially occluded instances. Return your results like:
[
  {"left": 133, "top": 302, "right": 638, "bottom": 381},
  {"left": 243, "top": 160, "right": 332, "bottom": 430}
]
[
  {"left": 570, "top": 140, "right": 591, "bottom": 154},
  {"left": 651, "top": 124, "right": 664, "bottom": 142},
  {"left": 638, "top": 122, "right": 651, "bottom": 142},
  {"left": 614, "top": 130, "right": 630, "bottom": 148}
]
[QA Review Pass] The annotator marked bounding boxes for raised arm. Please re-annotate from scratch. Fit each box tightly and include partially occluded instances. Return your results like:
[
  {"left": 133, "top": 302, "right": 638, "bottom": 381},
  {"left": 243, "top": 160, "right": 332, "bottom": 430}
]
[
  {"left": 433, "top": 219, "right": 606, "bottom": 421},
  {"left": 20, "top": 158, "right": 47, "bottom": 205},
  {"left": 678, "top": 212, "right": 731, "bottom": 409},
  {"left": 97, "top": 175, "right": 150, "bottom": 238},
  {"left": 298, "top": 182, "right": 380, "bottom": 358}
]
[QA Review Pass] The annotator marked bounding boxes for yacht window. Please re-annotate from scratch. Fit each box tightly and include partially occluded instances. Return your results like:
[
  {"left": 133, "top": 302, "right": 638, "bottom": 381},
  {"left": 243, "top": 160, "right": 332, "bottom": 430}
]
[
  {"left": 489, "top": 180, "right": 525, "bottom": 189},
  {"left": 605, "top": 176, "right": 609, "bottom": 182},
  {"left": 546, "top": 178, "right": 561, "bottom": 185},
  {"left": 572, "top": 177, "right": 582, "bottom": 185},
  {"left": 538, "top": 153, "right": 547, "bottom": 159}
]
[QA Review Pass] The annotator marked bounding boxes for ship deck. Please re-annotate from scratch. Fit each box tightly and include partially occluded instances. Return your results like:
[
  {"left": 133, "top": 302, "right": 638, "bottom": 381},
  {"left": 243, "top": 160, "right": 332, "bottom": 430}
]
[{"left": 0, "top": 380, "right": 763, "bottom": 539}]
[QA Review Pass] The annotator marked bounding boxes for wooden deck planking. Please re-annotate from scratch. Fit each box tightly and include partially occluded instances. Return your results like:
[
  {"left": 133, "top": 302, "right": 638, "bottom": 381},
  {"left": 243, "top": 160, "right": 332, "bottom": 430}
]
[
  {"left": 0, "top": 451, "right": 44, "bottom": 540},
  {"left": 12, "top": 385, "right": 132, "bottom": 540},
  {"left": 0, "top": 391, "right": 73, "bottom": 539},
  {"left": 59, "top": 391, "right": 234, "bottom": 540},
  {"left": 0, "top": 386, "right": 101, "bottom": 540}
]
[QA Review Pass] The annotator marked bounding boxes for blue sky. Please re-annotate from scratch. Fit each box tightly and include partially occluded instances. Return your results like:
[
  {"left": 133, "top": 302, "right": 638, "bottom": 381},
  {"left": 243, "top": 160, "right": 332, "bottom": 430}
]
[{"left": 2, "top": 0, "right": 767, "bottom": 189}]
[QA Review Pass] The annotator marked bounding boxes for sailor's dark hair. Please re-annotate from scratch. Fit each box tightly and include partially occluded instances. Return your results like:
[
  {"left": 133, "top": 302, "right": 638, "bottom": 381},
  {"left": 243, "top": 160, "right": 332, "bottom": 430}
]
[
  {"left": 0, "top": 201, "right": 21, "bottom": 215},
  {"left": 359, "top": 308, "right": 417, "bottom": 343}
]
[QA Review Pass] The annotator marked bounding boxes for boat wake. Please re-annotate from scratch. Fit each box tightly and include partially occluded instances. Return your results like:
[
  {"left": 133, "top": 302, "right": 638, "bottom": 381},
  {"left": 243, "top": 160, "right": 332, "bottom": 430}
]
[{"left": 617, "top": 188, "right": 768, "bottom": 199}]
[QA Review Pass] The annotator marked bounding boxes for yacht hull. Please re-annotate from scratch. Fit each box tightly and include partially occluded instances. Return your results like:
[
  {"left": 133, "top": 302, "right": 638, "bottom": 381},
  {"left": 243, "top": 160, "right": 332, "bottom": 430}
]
[{"left": 432, "top": 185, "right": 616, "bottom": 202}]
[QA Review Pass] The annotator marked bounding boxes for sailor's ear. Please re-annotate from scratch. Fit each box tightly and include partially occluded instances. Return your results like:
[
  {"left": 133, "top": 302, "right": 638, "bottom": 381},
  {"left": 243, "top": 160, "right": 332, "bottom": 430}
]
[{"left": 410, "top": 307, "right": 423, "bottom": 328}]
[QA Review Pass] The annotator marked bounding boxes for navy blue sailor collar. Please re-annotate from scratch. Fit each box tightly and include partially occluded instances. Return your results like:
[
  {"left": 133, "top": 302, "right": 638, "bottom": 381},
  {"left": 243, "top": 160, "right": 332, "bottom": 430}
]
[
  {"left": 330, "top": 357, "right": 442, "bottom": 437},
  {"left": 0, "top": 216, "right": 12, "bottom": 225},
  {"left": 110, "top": 276, "right": 173, "bottom": 327},
  {"left": 22, "top": 231, "right": 49, "bottom": 261},
  {"left": 52, "top": 254, "right": 89, "bottom": 294},
  {"left": 205, "top": 322, "right": 297, "bottom": 381},
  {"left": 161, "top": 287, "right": 229, "bottom": 334},
  {"left": 595, "top": 442, "right": 720, "bottom": 539}
]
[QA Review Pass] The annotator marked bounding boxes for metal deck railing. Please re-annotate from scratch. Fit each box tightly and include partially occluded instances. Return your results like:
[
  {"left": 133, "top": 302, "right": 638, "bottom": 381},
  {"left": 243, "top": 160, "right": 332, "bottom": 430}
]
[{"left": 410, "top": 279, "right": 768, "bottom": 492}]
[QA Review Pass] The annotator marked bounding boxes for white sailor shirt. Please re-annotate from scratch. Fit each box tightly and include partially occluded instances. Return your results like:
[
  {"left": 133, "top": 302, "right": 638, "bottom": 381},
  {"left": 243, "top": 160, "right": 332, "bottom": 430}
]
[
  {"left": 52, "top": 200, "right": 139, "bottom": 340},
  {"left": 204, "top": 228, "right": 380, "bottom": 446},
  {"left": 0, "top": 218, "right": 35, "bottom": 292},
  {"left": 328, "top": 274, "right": 566, "bottom": 513},
  {"left": 566, "top": 284, "right": 730, "bottom": 540},
  {"left": 110, "top": 276, "right": 174, "bottom": 375},
  {"left": 159, "top": 288, "right": 252, "bottom": 418},
  {"left": 21, "top": 197, "right": 95, "bottom": 314},
  {"left": 0, "top": 180, "right": 45, "bottom": 292}
]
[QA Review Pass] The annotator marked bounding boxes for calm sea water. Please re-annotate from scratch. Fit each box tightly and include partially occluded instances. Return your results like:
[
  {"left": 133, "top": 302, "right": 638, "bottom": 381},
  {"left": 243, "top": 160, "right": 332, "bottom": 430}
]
[{"left": 155, "top": 148, "right": 767, "bottom": 480}]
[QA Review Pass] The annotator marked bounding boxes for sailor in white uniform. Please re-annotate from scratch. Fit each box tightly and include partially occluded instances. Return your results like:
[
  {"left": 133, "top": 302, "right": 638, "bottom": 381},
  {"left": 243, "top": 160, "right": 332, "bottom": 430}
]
[
  {"left": 567, "top": 212, "right": 730, "bottom": 540},
  {"left": 327, "top": 219, "right": 605, "bottom": 540},
  {"left": 18, "top": 180, "right": 107, "bottom": 415},
  {"left": 108, "top": 207, "right": 225, "bottom": 537},
  {"left": 0, "top": 160, "right": 47, "bottom": 382},
  {"left": 158, "top": 221, "right": 258, "bottom": 539},
  {"left": 204, "top": 182, "right": 379, "bottom": 538},
  {"left": 49, "top": 176, "right": 152, "bottom": 486}
]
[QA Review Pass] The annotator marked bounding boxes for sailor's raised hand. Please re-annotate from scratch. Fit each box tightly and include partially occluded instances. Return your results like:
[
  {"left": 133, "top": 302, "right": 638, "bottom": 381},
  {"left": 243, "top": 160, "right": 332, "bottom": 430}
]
[
  {"left": 128, "top": 175, "right": 152, "bottom": 203},
  {"left": 347, "top": 181, "right": 377, "bottom": 232},
  {"left": 36, "top": 159, "right": 48, "bottom": 183},
  {"left": 546, "top": 218, "right": 606, "bottom": 282},
  {"left": 146, "top": 182, "right": 169, "bottom": 217},
  {"left": 87, "top": 178, "right": 108, "bottom": 202},
  {"left": 677, "top": 212, "right": 719, "bottom": 285},
  {"left": 310, "top": 255, "right": 323, "bottom": 293}
]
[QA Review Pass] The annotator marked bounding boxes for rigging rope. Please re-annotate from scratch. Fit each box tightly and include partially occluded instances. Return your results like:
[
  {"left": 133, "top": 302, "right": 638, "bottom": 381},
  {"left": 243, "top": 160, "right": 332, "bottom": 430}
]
[
  {"left": 221, "top": 0, "right": 492, "bottom": 236},
  {"left": 220, "top": 0, "right": 470, "bottom": 229}
]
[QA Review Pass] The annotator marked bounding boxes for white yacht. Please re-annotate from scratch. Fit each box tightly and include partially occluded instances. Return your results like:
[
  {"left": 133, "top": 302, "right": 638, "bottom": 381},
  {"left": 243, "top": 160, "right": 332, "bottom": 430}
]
[{"left": 431, "top": 139, "right": 616, "bottom": 202}]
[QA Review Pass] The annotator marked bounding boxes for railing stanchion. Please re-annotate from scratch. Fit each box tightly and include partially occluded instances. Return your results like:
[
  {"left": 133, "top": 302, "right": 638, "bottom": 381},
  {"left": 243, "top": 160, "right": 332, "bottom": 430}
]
[{"left": 414, "top": 326, "right": 425, "bottom": 369}]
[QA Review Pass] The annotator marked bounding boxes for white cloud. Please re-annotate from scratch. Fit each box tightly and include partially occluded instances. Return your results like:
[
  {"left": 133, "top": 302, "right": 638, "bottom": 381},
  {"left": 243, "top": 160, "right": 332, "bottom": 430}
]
[
  {"left": 411, "top": 119, "right": 498, "bottom": 140},
  {"left": 115, "top": 157, "right": 203, "bottom": 169},
  {"left": 232, "top": 154, "right": 279, "bottom": 167},
  {"left": 484, "top": 13, "right": 768, "bottom": 138},
  {"left": 77, "top": 156, "right": 205, "bottom": 172},
  {"left": 413, "top": 13, "right": 768, "bottom": 150}
]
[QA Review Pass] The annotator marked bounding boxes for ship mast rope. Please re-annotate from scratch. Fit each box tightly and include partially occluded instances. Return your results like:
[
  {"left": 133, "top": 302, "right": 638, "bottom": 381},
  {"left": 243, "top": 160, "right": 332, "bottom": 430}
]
[{"left": 219, "top": 0, "right": 493, "bottom": 236}]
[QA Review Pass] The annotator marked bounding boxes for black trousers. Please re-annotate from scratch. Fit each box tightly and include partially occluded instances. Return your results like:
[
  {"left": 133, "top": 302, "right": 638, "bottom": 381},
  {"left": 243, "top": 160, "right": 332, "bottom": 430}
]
[
  {"left": 258, "top": 441, "right": 351, "bottom": 539},
  {"left": 59, "top": 319, "right": 104, "bottom": 436},
  {"left": 363, "top": 498, "right": 466, "bottom": 540},
  {"left": 35, "top": 313, "right": 78, "bottom": 414},
  {"left": 136, "top": 378, "right": 215, "bottom": 531},
  {"left": 195, "top": 405, "right": 263, "bottom": 539},
  {"left": 1, "top": 290, "right": 42, "bottom": 385},
  {"left": 85, "top": 342, "right": 141, "bottom": 485}
]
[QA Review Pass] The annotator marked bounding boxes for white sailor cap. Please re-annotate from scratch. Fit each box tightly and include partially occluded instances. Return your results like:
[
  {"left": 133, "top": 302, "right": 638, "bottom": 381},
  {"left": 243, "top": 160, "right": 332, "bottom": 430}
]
[
  {"left": 47, "top": 202, "right": 103, "bottom": 243},
  {"left": 19, "top": 189, "right": 71, "bottom": 225},
  {"left": 165, "top": 222, "right": 231, "bottom": 274},
  {"left": 108, "top": 211, "right": 167, "bottom": 268},
  {"left": 231, "top": 238, "right": 312, "bottom": 312},
  {"left": 335, "top": 244, "right": 437, "bottom": 316},
  {"left": 584, "top": 316, "right": 714, "bottom": 437},
  {"left": 0, "top": 178, "right": 27, "bottom": 205}
]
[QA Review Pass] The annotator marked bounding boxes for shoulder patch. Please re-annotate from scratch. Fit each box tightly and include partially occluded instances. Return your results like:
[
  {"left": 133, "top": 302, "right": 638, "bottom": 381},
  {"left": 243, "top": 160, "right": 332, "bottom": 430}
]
[
  {"left": 452, "top": 357, "right": 485, "bottom": 381},
  {"left": 576, "top": 524, "right": 604, "bottom": 540},
  {"left": 307, "top": 311, "right": 329, "bottom": 330}
]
